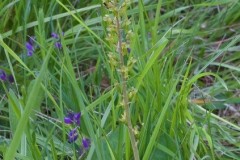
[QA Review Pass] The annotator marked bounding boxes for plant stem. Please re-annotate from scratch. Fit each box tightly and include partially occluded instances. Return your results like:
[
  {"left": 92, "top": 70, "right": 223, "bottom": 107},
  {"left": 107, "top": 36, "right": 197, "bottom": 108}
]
[{"left": 116, "top": 13, "right": 140, "bottom": 160}]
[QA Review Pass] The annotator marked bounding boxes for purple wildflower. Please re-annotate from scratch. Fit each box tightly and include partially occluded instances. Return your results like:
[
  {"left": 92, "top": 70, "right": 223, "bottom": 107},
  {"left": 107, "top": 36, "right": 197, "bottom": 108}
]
[
  {"left": 51, "top": 32, "right": 59, "bottom": 39},
  {"left": 54, "top": 42, "right": 62, "bottom": 49},
  {"left": 68, "top": 128, "right": 78, "bottom": 143},
  {"left": 8, "top": 75, "right": 14, "bottom": 83},
  {"left": 64, "top": 112, "right": 81, "bottom": 126},
  {"left": 26, "top": 42, "right": 34, "bottom": 56},
  {"left": 0, "top": 70, "right": 7, "bottom": 81},
  {"left": 82, "top": 138, "right": 91, "bottom": 149},
  {"left": 26, "top": 36, "right": 36, "bottom": 56},
  {"left": 51, "top": 32, "right": 64, "bottom": 49}
]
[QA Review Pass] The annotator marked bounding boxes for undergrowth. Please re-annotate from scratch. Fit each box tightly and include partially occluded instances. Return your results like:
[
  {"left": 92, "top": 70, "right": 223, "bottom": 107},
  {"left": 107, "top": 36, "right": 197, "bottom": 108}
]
[{"left": 0, "top": 0, "right": 240, "bottom": 159}]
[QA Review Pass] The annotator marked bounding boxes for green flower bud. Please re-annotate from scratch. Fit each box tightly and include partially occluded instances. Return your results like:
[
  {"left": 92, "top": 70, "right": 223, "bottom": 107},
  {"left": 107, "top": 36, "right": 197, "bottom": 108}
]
[
  {"left": 126, "top": 30, "right": 134, "bottom": 40},
  {"left": 127, "top": 57, "right": 137, "bottom": 68},
  {"left": 122, "top": 19, "right": 131, "bottom": 27},
  {"left": 119, "top": 111, "right": 127, "bottom": 124},
  {"left": 108, "top": 52, "right": 119, "bottom": 67},
  {"left": 103, "top": 15, "right": 112, "bottom": 23},
  {"left": 118, "top": 66, "right": 129, "bottom": 79},
  {"left": 128, "top": 87, "right": 138, "bottom": 99}
]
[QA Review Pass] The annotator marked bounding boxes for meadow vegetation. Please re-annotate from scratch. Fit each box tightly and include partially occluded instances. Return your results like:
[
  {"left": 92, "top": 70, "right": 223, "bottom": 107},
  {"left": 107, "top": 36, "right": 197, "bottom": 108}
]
[{"left": 0, "top": 0, "right": 240, "bottom": 159}]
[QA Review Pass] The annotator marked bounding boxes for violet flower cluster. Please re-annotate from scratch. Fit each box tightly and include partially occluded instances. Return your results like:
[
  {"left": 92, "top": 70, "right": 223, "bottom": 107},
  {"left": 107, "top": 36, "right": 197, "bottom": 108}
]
[
  {"left": 0, "top": 70, "right": 14, "bottom": 83},
  {"left": 25, "top": 36, "right": 36, "bottom": 56},
  {"left": 64, "top": 112, "right": 81, "bottom": 143},
  {"left": 51, "top": 32, "right": 62, "bottom": 49},
  {"left": 25, "top": 32, "right": 63, "bottom": 56},
  {"left": 64, "top": 111, "right": 91, "bottom": 154}
]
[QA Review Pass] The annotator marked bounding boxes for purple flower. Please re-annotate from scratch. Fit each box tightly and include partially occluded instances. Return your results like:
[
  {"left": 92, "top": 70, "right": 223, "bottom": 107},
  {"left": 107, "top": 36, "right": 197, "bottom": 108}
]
[
  {"left": 64, "top": 112, "right": 81, "bottom": 126},
  {"left": 54, "top": 42, "right": 62, "bottom": 49},
  {"left": 68, "top": 128, "right": 78, "bottom": 143},
  {"left": 82, "top": 138, "right": 91, "bottom": 149},
  {"left": 8, "top": 75, "right": 14, "bottom": 83},
  {"left": 0, "top": 70, "right": 7, "bottom": 81},
  {"left": 51, "top": 32, "right": 59, "bottom": 39},
  {"left": 26, "top": 42, "right": 34, "bottom": 56},
  {"left": 51, "top": 32, "right": 64, "bottom": 49},
  {"left": 26, "top": 36, "right": 36, "bottom": 56}
]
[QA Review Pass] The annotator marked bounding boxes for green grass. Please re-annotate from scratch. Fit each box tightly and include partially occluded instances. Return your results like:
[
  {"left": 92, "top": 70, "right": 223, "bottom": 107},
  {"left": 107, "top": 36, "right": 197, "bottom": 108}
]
[{"left": 0, "top": 0, "right": 240, "bottom": 159}]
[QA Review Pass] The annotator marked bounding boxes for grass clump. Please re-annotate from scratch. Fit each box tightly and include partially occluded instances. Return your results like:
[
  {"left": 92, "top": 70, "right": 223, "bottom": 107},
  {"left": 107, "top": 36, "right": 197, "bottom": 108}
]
[{"left": 0, "top": 0, "right": 240, "bottom": 159}]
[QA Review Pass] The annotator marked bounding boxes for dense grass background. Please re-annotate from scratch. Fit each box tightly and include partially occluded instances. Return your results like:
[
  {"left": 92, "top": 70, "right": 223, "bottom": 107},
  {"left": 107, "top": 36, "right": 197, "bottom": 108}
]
[{"left": 0, "top": 0, "right": 240, "bottom": 159}]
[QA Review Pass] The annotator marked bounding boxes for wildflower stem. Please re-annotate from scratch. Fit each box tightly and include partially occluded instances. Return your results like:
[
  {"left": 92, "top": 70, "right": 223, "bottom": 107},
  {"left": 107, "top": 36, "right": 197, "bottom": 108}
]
[{"left": 116, "top": 13, "right": 140, "bottom": 160}]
